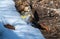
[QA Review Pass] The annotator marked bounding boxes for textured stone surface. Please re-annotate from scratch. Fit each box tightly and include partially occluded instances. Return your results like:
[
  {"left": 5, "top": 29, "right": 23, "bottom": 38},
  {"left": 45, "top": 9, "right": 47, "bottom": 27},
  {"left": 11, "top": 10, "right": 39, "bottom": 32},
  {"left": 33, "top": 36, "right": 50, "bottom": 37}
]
[
  {"left": 32, "top": 0, "right": 60, "bottom": 39},
  {"left": 14, "top": 0, "right": 60, "bottom": 39}
]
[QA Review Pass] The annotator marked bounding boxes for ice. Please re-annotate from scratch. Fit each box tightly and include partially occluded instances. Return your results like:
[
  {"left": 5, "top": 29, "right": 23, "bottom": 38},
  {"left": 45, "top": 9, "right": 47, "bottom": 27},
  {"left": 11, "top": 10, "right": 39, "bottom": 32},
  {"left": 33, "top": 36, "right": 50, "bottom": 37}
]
[{"left": 0, "top": 0, "right": 45, "bottom": 39}]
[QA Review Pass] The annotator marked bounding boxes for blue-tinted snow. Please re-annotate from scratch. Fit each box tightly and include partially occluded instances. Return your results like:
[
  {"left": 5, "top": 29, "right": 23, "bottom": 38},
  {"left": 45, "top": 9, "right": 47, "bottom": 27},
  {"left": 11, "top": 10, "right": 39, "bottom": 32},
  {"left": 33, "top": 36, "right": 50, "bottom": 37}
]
[{"left": 0, "top": 0, "right": 45, "bottom": 39}]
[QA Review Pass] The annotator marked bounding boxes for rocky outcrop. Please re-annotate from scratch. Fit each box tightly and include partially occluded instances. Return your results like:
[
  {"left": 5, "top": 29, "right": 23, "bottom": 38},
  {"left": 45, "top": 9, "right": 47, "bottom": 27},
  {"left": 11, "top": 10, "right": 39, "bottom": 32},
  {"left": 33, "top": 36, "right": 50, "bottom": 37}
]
[
  {"left": 14, "top": 0, "right": 60, "bottom": 39},
  {"left": 31, "top": 0, "right": 60, "bottom": 39}
]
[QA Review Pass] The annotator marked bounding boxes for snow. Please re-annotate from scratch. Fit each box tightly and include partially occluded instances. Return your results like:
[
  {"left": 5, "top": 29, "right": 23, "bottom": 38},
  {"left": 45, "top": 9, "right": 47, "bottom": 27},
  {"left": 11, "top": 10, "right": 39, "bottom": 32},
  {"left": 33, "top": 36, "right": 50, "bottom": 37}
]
[{"left": 0, "top": 0, "right": 45, "bottom": 39}]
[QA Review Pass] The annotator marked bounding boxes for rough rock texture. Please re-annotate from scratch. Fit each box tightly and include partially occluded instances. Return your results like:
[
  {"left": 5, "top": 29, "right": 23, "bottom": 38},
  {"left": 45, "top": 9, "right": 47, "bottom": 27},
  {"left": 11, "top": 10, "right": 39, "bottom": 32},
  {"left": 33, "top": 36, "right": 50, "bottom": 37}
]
[
  {"left": 14, "top": 0, "right": 60, "bottom": 39},
  {"left": 31, "top": 0, "right": 60, "bottom": 39}
]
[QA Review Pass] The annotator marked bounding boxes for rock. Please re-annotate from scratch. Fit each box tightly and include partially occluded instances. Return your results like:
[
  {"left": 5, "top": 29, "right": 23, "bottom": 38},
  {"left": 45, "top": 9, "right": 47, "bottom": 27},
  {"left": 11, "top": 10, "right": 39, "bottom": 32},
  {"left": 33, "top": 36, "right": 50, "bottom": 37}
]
[
  {"left": 4, "top": 24, "right": 15, "bottom": 30},
  {"left": 31, "top": 0, "right": 60, "bottom": 39},
  {"left": 14, "top": 0, "right": 60, "bottom": 39}
]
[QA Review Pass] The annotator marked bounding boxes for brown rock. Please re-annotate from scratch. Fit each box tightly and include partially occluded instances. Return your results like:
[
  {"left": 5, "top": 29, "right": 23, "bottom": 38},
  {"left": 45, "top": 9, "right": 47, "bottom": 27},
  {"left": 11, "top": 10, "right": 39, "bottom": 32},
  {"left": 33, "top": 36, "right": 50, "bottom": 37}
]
[{"left": 4, "top": 24, "right": 15, "bottom": 30}]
